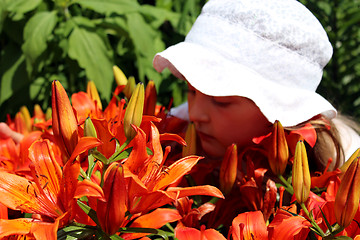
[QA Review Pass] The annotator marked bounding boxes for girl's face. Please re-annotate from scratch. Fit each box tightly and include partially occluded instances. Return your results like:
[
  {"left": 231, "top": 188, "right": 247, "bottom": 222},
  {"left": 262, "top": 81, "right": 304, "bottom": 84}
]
[{"left": 187, "top": 83, "right": 272, "bottom": 159}]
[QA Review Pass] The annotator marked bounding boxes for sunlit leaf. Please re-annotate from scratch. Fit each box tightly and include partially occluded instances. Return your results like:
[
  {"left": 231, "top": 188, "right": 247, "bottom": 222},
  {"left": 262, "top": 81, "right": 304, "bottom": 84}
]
[
  {"left": 22, "top": 11, "right": 57, "bottom": 65},
  {"left": 72, "top": 0, "right": 140, "bottom": 15},
  {"left": 68, "top": 27, "right": 113, "bottom": 100}
]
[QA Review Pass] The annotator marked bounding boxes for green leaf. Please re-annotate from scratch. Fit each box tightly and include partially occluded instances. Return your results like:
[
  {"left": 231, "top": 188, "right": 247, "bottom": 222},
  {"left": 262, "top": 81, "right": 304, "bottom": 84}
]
[
  {"left": 126, "top": 12, "right": 165, "bottom": 82},
  {"left": 139, "top": 5, "right": 180, "bottom": 28},
  {"left": 0, "top": 0, "right": 7, "bottom": 33},
  {"left": 4, "top": 0, "right": 42, "bottom": 20},
  {"left": 110, "top": 147, "right": 133, "bottom": 162},
  {"left": 22, "top": 11, "right": 57, "bottom": 66},
  {"left": 118, "top": 227, "right": 173, "bottom": 240},
  {"left": 57, "top": 225, "right": 97, "bottom": 240},
  {"left": 77, "top": 200, "right": 101, "bottom": 226},
  {"left": 0, "top": 44, "right": 29, "bottom": 105},
  {"left": 319, "top": 207, "right": 333, "bottom": 233},
  {"left": 110, "top": 235, "right": 125, "bottom": 240},
  {"left": 68, "top": 27, "right": 114, "bottom": 100},
  {"left": 72, "top": 0, "right": 140, "bottom": 16}
]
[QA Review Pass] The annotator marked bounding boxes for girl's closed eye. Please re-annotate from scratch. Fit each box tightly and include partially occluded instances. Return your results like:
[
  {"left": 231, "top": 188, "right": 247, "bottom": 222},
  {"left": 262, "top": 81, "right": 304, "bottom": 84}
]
[
  {"left": 186, "top": 89, "right": 196, "bottom": 96},
  {"left": 211, "top": 96, "right": 234, "bottom": 107}
]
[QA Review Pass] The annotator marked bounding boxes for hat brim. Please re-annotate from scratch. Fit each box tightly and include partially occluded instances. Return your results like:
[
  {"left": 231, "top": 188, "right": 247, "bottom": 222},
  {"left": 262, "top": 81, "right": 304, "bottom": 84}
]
[{"left": 153, "top": 42, "right": 336, "bottom": 127}]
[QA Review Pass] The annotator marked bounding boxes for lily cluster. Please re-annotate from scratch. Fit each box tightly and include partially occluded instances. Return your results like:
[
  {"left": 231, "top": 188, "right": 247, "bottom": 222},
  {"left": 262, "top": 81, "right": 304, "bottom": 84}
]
[{"left": 0, "top": 66, "right": 360, "bottom": 240}]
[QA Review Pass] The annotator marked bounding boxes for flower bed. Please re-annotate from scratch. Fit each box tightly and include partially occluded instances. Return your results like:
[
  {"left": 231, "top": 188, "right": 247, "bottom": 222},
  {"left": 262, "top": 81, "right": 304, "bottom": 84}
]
[{"left": 0, "top": 67, "right": 359, "bottom": 239}]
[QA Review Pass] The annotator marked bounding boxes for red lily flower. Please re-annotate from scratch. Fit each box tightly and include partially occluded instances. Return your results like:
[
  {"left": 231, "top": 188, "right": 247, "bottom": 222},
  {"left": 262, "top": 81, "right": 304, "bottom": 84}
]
[
  {"left": 230, "top": 211, "right": 268, "bottom": 240},
  {"left": 122, "top": 123, "right": 223, "bottom": 214},
  {"left": 268, "top": 209, "right": 312, "bottom": 240},
  {"left": 0, "top": 138, "right": 103, "bottom": 239},
  {"left": 175, "top": 225, "right": 227, "bottom": 240},
  {"left": 122, "top": 208, "right": 182, "bottom": 240},
  {"left": 97, "top": 162, "right": 127, "bottom": 235}
]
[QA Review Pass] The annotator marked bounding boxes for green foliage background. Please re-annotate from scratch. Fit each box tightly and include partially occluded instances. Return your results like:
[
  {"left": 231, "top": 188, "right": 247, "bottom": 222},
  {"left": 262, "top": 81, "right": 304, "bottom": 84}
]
[{"left": 0, "top": 0, "right": 359, "bottom": 122}]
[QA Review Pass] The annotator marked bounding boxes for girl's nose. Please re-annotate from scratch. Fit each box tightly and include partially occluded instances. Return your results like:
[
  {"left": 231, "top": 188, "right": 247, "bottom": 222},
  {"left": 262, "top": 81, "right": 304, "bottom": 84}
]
[{"left": 188, "top": 92, "right": 210, "bottom": 124}]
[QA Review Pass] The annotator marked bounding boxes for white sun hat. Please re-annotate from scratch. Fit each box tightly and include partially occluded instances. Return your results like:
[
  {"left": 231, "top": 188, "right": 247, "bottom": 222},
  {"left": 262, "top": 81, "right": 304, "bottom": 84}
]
[{"left": 153, "top": 0, "right": 337, "bottom": 127}]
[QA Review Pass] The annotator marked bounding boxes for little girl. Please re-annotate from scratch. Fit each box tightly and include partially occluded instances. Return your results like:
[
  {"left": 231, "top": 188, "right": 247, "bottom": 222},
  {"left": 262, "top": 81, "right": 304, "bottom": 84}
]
[{"left": 153, "top": 0, "right": 360, "bottom": 171}]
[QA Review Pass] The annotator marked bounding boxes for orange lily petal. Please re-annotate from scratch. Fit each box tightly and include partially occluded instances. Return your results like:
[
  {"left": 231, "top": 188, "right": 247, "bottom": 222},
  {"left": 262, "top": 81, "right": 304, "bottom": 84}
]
[
  {"left": 152, "top": 156, "right": 202, "bottom": 191},
  {"left": 124, "top": 127, "right": 149, "bottom": 175},
  {"left": 231, "top": 211, "right": 268, "bottom": 240},
  {"left": 139, "top": 123, "right": 164, "bottom": 185},
  {"left": 74, "top": 179, "right": 105, "bottom": 201},
  {"left": 143, "top": 80, "right": 157, "bottom": 116},
  {"left": 92, "top": 119, "right": 116, "bottom": 159},
  {"left": 122, "top": 208, "right": 181, "bottom": 240},
  {"left": 0, "top": 219, "right": 32, "bottom": 238},
  {"left": 68, "top": 136, "right": 103, "bottom": 163},
  {"left": 268, "top": 210, "right": 311, "bottom": 239},
  {"left": 71, "top": 92, "right": 96, "bottom": 122},
  {"left": 59, "top": 158, "right": 80, "bottom": 210},
  {"left": 31, "top": 219, "right": 59, "bottom": 240},
  {"left": 19, "top": 131, "right": 43, "bottom": 168},
  {"left": 97, "top": 163, "right": 127, "bottom": 235},
  {"left": 0, "top": 202, "right": 8, "bottom": 219},
  {"left": 202, "top": 228, "right": 227, "bottom": 240},
  {"left": 0, "top": 171, "right": 59, "bottom": 218},
  {"left": 160, "top": 133, "right": 186, "bottom": 146},
  {"left": 175, "top": 225, "right": 227, "bottom": 240},
  {"left": 129, "top": 190, "right": 177, "bottom": 214},
  {"left": 290, "top": 123, "right": 317, "bottom": 148},
  {"left": 28, "top": 140, "right": 62, "bottom": 199},
  {"left": 175, "top": 225, "right": 201, "bottom": 240},
  {"left": 167, "top": 185, "right": 224, "bottom": 199}
]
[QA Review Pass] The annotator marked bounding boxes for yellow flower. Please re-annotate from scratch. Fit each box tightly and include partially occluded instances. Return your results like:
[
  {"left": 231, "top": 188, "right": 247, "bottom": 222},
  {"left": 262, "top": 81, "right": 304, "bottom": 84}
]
[
  {"left": 123, "top": 83, "right": 144, "bottom": 140},
  {"left": 113, "top": 65, "right": 128, "bottom": 86},
  {"left": 86, "top": 81, "right": 103, "bottom": 110},
  {"left": 292, "top": 140, "right": 311, "bottom": 204}
]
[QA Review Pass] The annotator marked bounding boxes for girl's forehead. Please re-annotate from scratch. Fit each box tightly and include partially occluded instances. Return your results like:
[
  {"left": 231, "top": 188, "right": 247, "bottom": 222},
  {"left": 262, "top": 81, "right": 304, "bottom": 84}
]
[{"left": 187, "top": 82, "right": 252, "bottom": 102}]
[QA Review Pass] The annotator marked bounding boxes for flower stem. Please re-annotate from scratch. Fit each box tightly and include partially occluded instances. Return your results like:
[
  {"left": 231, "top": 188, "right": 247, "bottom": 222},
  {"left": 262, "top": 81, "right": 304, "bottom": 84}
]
[
  {"left": 278, "top": 175, "right": 294, "bottom": 195},
  {"left": 300, "top": 203, "right": 325, "bottom": 237}
]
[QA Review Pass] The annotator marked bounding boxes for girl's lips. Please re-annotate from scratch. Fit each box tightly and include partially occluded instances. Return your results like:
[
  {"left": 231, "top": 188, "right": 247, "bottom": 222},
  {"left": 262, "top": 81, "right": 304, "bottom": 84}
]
[{"left": 197, "top": 131, "right": 213, "bottom": 142}]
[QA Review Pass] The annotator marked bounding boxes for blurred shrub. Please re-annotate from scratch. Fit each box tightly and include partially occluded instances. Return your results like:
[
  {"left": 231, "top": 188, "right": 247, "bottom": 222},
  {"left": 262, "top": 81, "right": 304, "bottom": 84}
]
[
  {"left": 301, "top": 0, "right": 360, "bottom": 121},
  {"left": 0, "top": 0, "right": 205, "bottom": 120}
]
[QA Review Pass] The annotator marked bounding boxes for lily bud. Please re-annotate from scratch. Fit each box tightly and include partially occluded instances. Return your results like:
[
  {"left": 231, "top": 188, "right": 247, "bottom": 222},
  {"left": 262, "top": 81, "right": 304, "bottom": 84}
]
[
  {"left": 219, "top": 144, "right": 238, "bottom": 195},
  {"left": 20, "top": 106, "right": 32, "bottom": 132},
  {"left": 268, "top": 120, "right": 289, "bottom": 176},
  {"left": 340, "top": 148, "right": 360, "bottom": 174},
  {"left": 113, "top": 65, "right": 128, "bottom": 86},
  {"left": 84, "top": 117, "right": 97, "bottom": 138},
  {"left": 144, "top": 80, "right": 157, "bottom": 116},
  {"left": 51, "top": 80, "right": 79, "bottom": 161},
  {"left": 292, "top": 140, "right": 311, "bottom": 204},
  {"left": 86, "top": 81, "right": 103, "bottom": 110},
  {"left": 123, "top": 83, "right": 144, "bottom": 141},
  {"left": 123, "top": 76, "right": 136, "bottom": 100},
  {"left": 335, "top": 157, "right": 360, "bottom": 228},
  {"left": 14, "top": 112, "right": 28, "bottom": 135},
  {"left": 45, "top": 108, "right": 52, "bottom": 121},
  {"left": 33, "top": 104, "right": 45, "bottom": 121},
  {"left": 97, "top": 162, "right": 127, "bottom": 235},
  {"left": 182, "top": 122, "right": 197, "bottom": 157}
]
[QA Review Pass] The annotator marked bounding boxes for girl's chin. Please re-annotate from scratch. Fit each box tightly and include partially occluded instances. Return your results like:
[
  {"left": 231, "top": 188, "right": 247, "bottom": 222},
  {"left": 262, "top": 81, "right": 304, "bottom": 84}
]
[{"left": 200, "top": 141, "right": 226, "bottom": 160}]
